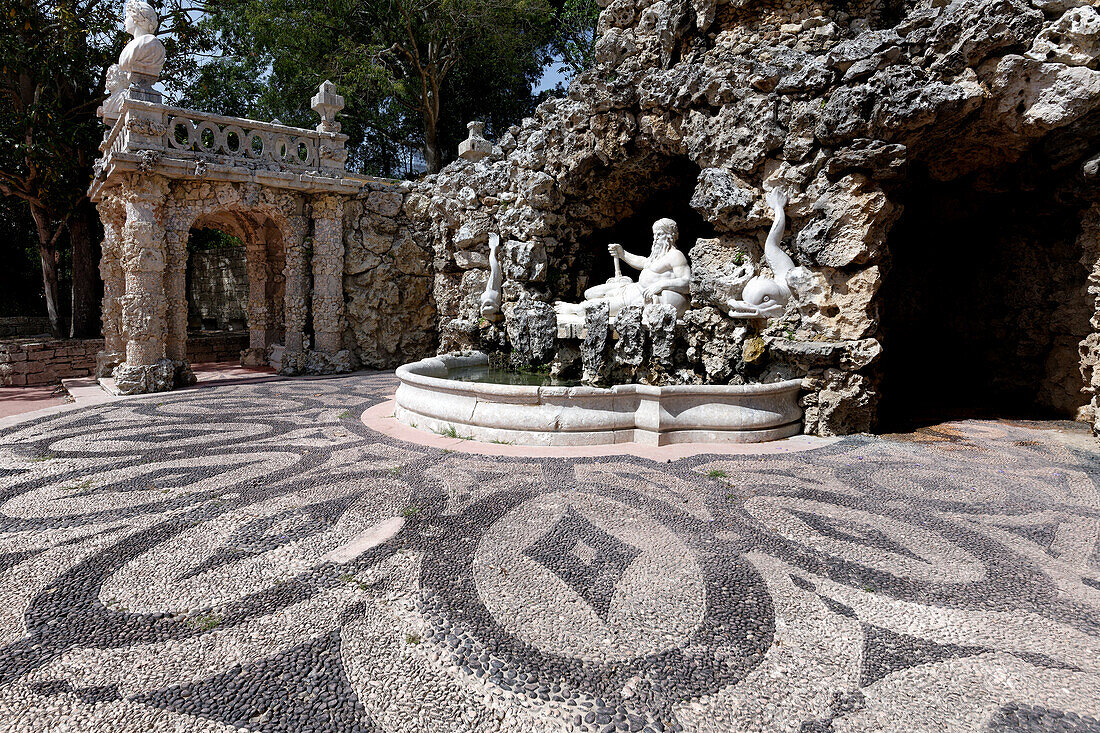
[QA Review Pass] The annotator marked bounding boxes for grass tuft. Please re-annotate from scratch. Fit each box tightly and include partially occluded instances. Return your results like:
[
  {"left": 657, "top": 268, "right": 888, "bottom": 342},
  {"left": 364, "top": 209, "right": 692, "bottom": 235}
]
[{"left": 189, "top": 613, "right": 222, "bottom": 632}]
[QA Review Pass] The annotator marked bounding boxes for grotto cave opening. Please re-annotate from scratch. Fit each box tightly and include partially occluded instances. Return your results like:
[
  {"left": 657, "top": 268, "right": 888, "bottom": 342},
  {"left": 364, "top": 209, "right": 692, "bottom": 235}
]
[
  {"left": 878, "top": 162, "right": 1092, "bottom": 431},
  {"left": 556, "top": 156, "right": 716, "bottom": 302}
]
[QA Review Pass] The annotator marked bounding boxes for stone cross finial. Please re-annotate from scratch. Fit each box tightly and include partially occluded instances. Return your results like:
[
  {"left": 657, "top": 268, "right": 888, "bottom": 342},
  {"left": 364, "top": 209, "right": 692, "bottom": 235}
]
[{"left": 312, "top": 80, "right": 344, "bottom": 134}]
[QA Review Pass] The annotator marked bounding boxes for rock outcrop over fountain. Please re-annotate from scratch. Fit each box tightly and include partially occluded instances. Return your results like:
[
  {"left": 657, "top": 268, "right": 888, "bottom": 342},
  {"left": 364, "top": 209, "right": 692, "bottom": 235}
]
[{"left": 403, "top": 0, "right": 1100, "bottom": 436}]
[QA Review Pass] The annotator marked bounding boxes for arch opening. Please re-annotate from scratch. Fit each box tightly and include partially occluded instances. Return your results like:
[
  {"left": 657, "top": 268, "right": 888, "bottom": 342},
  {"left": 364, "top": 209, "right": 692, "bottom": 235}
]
[
  {"left": 553, "top": 154, "right": 715, "bottom": 302},
  {"left": 185, "top": 209, "right": 292, "bottom": 368}
]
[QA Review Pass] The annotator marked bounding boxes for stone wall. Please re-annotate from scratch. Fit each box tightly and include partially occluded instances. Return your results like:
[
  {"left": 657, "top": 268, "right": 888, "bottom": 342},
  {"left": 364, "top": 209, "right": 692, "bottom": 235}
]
[
  {"left": 0, "top": 317, "right": 53, "bottom": 338},
  {"left": 0, "top": 333, "right": 250, "bottom": 386},
  {"left": 0, "top": 339, "right": 100, "bottom": 386},
  {"left": 187, "top": 246, "right": 249, "bottom": 330},
  {"left": 183, "top": 332, "right": 250, "bottom": 365},
  {"left": 342, "top": 180, "right": 437, "bottom": 368},
  {"left": 409, "top": 0, "right": 1100, "bottom": 435}
]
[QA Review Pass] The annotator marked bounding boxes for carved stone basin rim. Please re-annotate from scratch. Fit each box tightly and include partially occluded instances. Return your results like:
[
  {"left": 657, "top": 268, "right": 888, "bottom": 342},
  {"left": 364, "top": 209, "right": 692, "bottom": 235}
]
[{"left": 394, "top": 352, "right": 804, "bottom": 446}]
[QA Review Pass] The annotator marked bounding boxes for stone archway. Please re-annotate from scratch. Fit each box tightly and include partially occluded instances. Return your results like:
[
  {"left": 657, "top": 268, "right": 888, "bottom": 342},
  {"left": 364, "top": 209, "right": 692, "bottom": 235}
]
[
  {"left": 90, "top": 81, "right": 359, "bottom": 394},
  {"left": 185, "top": 207, "right": 288, "bottom": 367}
]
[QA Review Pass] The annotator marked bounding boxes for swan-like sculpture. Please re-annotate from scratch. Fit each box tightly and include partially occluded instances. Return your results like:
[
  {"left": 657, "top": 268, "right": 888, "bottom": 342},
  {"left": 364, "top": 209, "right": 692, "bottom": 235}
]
[
  {"left": 727, "top": 188, "right": 798, "bottom": 319},
  {"left": 479, "top": 233, "right": 503, "bottom": 321}
]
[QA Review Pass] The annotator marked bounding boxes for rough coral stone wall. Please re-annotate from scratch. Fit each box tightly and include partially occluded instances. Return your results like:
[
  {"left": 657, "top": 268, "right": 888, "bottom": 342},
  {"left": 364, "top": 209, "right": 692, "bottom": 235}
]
[
  {"left": 342, "top": 181, "right": 437, "bottom": 368},
  {"left": 1078, "top": 205, "right": 1100, "bottom": 433},
  {"left": 410, "top": 0, "right": 1100, "bottom": 436},
  {"left": 187, "top": 247, "right": 249, "bottom": 330}
]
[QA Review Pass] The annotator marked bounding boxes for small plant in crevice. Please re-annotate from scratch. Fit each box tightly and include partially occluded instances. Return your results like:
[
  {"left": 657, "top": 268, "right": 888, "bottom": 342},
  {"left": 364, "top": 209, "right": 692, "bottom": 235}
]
[
  {"left": 705, "top": 469, "right": 729, "bottom": 479},
  {"left": 189, "top": 613, "right": 222, "bottom": 632},
  {"left": 405, "top": 632, "right": 422, "bottom": 645},
  {"left": 402, "top": 504, "right": 422, "bottom": 518}
]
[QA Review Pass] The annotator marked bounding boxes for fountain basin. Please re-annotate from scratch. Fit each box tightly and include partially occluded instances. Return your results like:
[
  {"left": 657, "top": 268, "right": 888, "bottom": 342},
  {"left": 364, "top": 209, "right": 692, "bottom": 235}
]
[{"left": 394, "top": 352, "right": 803, "bottom": 446}]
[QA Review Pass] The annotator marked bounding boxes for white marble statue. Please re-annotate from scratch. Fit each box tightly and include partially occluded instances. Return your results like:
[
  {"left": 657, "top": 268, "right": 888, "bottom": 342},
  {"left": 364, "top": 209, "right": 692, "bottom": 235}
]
[
  {"left": 480, "top": 233, "right": 503, "bottom": 321},
  {"left": 555, "top": 218, "right": 691, "bottom": 325},
  {"left": 727, "top": 189, "right": 801, "bottom": 319},
  {"left": 98, "top": 64, "right": 129, "bottom": 126},
  {"left": 118, "top": 1, "right": 165, "bottom": 84}
]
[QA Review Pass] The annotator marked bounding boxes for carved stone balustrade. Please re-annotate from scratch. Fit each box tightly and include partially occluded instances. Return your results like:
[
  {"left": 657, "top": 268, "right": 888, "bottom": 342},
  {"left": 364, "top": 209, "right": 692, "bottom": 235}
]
[{"left": 91, "top": 98, "right": 358, "bottom": 201}]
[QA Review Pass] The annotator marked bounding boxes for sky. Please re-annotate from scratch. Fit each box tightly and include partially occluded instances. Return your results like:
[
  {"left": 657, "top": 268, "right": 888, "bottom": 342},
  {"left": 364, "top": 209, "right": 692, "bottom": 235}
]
[{"left": 536, "top": 60, "right": 571, "bottom": 93}]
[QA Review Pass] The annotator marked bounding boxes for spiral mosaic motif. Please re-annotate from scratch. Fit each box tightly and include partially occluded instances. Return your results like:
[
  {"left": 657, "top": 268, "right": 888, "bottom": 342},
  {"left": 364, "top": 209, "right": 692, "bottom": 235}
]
[{"left": 0, "top": 372, "right": 1099, "bottom": 731}]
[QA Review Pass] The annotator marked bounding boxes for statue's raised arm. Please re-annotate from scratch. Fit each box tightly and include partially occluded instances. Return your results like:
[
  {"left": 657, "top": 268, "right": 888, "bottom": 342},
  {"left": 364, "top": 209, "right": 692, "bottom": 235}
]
[{"left": 555, "top": 217, "right": 692, "bottom": 325}]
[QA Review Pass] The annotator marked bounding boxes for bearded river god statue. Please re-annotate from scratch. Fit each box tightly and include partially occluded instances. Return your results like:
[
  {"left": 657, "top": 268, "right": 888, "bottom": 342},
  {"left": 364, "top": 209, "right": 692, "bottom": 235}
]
[{"left": 554, "top": 218, "right": 692, "bottom": 326}]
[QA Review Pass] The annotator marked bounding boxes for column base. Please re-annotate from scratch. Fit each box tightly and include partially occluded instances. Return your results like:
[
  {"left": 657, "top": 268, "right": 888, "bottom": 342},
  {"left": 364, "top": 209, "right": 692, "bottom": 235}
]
[
  {"left": 278, "top": 349, "right": 353, "bottom": 376},
  {"left": 112, "top": 359, "right": 178, "bottom": 395},
  {"left": 175, "top": 360, "right": 197, "bottom": 387},
  {"left": 240, "top": 347, "right": 269, "bottom": 368},
  {"left": 96, "top": 350, "right": 125, "bottom": 379}
]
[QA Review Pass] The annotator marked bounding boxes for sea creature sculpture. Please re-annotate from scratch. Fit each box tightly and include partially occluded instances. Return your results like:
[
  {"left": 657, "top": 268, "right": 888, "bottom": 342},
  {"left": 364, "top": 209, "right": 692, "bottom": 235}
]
[
  {"left": 728, "top": 188, "right": 798, "bottom": 319},
  {"left": 479, "top": 233, "right": 503, "bottom": 321}
]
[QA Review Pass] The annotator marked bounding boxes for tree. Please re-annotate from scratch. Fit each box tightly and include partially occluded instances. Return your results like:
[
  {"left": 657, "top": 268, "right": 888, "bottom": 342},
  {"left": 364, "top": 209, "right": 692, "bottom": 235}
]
[
  {"left": 177, "top": 0, "right": 554, "bottom": 175},
  {"left": 0, "top": 0, "right": 125, "bottom": 336},
  {"left": 548, "top": 0, "right": 600, "bottom": 79}
]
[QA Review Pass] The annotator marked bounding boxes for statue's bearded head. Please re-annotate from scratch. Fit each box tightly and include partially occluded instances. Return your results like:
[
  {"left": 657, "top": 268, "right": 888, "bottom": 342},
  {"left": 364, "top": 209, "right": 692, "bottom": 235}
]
[
  {"left": 124, "top": 0, "right": 159, "bottom": 37},
  {"left": 651, "top": 218, "right": 678, "bottom": 258}
]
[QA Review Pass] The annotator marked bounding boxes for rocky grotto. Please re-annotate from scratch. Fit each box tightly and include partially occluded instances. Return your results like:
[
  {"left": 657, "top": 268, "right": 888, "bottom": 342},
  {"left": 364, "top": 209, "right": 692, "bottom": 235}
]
[
  {"left": 90, "top": 0, "right": 1100, "bottom": 439},
  {"left": 404, "top": 0, "right": 1100, "bottom": 438}
]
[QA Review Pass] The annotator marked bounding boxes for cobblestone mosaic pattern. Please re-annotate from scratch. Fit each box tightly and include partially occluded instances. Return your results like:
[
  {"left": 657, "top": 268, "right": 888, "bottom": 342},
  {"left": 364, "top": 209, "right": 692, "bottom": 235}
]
[{"left": 0, "top": 372, "right": 1098, "bottom": 732}]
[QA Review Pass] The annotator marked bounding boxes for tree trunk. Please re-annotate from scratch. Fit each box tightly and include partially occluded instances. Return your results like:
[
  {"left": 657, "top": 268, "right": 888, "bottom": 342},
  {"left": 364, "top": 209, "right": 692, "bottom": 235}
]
[
  {"left": 69, "top": 199, "right": 101, "bottom": 338},
  {"left": 423, "top": 114, "right": 442, "bottom": 173},
  {"left": 28, "top": 202, "right": 62, "bottom": 336}
]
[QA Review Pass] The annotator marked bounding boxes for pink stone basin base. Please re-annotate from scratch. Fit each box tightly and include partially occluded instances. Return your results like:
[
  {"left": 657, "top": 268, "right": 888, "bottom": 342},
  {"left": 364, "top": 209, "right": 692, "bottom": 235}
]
[{"left": 394, "top": 352, "right": 803, "bottom": 446}]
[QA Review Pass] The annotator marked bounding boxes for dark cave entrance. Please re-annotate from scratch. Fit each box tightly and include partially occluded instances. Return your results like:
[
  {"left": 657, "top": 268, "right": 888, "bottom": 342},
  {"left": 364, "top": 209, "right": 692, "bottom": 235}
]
[
  {"left": 878, "top": 163, "right": 1091, "bottom": 431},
  {"left": 559, "top": 156, "right": 715, "bottom": 300}
]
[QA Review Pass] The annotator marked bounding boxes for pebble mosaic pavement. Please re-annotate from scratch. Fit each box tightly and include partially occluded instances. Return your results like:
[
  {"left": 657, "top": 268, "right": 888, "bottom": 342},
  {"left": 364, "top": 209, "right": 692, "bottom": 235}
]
[{"left": 0, "top": 371, "right": 1099, "bottom": 732}]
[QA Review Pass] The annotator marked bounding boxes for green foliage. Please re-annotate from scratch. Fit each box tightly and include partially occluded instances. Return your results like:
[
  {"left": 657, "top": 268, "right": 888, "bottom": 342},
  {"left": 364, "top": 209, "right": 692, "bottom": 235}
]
[
  {"left": 174, "top": 0, "right": 556, "bottom": 175},
  {"left": 0, "top": 198, "right": 45, "bottom": 316},
  {"left": 188, "top": 228, "right": 243, "bottom": 251},
  {"left": 0, "top": 0, "right": 126, "bottom": 326},
  {"left": 188, "top": 613, "right": 222, "bottom": 631},
  {"left": 548, "top": 0, "right": 600, "bottom": 79}
]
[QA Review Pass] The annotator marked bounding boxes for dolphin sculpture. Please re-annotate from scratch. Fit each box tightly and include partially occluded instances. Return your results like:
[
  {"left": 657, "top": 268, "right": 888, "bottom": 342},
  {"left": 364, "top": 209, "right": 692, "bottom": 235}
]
[
  {"left": 479, "top": 233, "right": 503, "bottom": 321},
  {"left": 727, "top": 188, "right": 797, "bottom": 319}
]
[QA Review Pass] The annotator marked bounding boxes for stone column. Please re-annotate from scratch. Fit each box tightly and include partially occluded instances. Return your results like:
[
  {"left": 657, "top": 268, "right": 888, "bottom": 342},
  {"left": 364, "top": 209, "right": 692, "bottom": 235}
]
[
  {"left": 242, "top": 231, "right": 272, "bottom": 367},
  {"left": 114, "top": 174, "right": 173, "bottom": 394},
  {"left": 163, "top": 204, "right": 195, "bottom": 385},
  {"left": 280, "top": 215, "right": 310, "bottom": 373},
  {"left": 96, "top": 197, "right": 127, "bottom": 378},
  {"left": 310, "top": 194, "right": 346, "bottom": 355}
]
